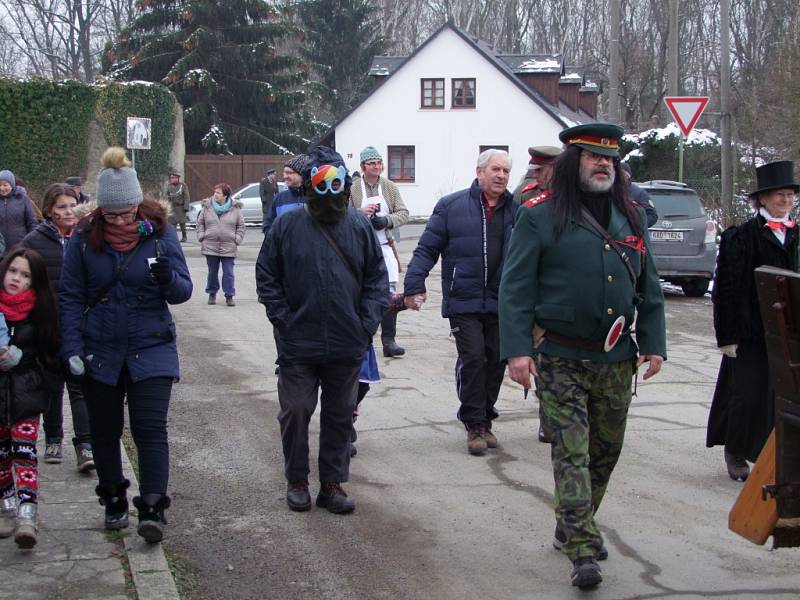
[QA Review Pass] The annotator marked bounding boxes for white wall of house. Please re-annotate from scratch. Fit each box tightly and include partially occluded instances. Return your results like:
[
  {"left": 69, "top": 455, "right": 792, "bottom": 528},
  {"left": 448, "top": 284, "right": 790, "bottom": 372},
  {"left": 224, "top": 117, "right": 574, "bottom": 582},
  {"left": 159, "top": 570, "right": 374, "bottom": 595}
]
[{"left": 335, "top": 27, "right": 565, "bottom": 216}]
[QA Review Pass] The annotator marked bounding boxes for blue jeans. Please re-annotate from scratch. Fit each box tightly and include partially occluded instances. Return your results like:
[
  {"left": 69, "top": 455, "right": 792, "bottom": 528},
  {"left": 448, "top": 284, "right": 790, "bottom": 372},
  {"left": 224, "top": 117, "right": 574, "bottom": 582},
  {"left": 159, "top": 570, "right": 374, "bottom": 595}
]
[
  {"left": 83, "top": 369, "right": 172, "bottom": 494},
  {"left": 205, "top": 255, "right": 235, "bottom": 297}
]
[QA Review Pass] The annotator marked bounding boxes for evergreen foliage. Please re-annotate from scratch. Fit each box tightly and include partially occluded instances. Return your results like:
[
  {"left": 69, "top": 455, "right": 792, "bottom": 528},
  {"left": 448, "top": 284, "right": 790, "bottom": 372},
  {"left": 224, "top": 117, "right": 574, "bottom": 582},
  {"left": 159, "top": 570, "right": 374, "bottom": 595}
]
[
  {"left": 102, "top": 0, "right": 316, "bottom": 155},
  {"left": 0, "top": 79, "right": 95, "bottom": 201},
  {"left": 292, "top": 0, "right": 386, "bottom": 120}
]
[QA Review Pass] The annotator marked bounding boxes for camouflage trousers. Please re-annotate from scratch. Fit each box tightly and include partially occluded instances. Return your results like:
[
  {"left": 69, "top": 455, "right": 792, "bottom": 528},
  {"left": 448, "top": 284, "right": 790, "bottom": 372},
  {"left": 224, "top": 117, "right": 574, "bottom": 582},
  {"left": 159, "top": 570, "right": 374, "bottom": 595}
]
[{"left": 536, "top": 353, "right": 635, "bottom": 561}]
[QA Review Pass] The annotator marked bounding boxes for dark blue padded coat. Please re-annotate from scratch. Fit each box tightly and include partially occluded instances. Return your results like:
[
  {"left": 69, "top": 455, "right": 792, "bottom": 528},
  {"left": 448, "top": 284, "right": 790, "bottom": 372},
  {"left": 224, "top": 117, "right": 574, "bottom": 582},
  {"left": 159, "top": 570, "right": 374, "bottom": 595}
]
[
  {"left": 59, "top": 223, "right": 193, "bottom": 386},
  {"left": 403, "top": 179, "right": 515, "bottom": 318}
]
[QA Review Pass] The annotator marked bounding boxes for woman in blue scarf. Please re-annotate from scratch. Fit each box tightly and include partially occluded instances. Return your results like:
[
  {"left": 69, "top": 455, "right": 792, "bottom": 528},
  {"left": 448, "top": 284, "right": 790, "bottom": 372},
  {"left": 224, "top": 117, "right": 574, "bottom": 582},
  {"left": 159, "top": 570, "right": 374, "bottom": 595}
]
[{"left": 197, "top": 183, "right": 245, "bottom": 306}]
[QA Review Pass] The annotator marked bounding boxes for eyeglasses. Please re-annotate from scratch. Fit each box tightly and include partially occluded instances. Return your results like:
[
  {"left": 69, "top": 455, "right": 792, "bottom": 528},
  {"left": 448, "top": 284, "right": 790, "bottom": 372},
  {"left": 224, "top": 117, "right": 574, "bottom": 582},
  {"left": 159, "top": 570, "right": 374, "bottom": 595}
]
[
  {"left": 101, "top": 208, "right": 137, "bottom": 223},
  {"left": 363, "top": 160, "right": 383, "bottom": 167},
  {"left": 582, "top": 151, "right": 615, "bottom": 164}
]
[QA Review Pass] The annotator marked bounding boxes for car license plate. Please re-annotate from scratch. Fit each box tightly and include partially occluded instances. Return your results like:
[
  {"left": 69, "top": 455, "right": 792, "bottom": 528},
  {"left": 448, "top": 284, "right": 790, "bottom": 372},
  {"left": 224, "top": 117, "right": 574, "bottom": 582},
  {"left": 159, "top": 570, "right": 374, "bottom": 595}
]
[{"left": 651, "top": 230, "right": 684, "bottom": 242}]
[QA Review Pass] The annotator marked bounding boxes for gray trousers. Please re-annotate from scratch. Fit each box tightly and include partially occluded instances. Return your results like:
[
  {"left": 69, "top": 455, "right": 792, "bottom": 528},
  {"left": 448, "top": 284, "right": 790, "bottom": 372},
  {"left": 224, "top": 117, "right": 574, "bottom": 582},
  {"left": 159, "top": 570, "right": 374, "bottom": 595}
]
[{"left": 277, "top": 360, "right": 360, "bottom": 483}]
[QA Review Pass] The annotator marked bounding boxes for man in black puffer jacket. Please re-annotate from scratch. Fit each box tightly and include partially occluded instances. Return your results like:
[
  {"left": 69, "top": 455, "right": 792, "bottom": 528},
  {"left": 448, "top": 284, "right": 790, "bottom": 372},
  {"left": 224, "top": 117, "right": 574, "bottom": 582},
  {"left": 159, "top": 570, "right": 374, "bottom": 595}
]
[
  {"left": 403, "top": 149, "right": 515, "bottom": 456},
  {"left": 256, "top": 146, "right": 388, "bottom": 515}
]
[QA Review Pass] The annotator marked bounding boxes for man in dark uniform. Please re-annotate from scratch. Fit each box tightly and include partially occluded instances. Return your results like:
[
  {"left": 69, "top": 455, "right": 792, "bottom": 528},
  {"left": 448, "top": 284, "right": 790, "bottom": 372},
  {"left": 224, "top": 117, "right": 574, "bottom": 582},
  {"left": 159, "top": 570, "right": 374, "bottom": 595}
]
[
  {"left": 499, "top": 123, "right": 666, "bottom": 589},
  {"left": 166, "top": 172, "right": 191, "bottom": 242},
  {"left": 512, "top": 145, "right": 561, "bottom": 204},
  {"left": 259, "top": 168, "right": 277, "bottom": 224}
]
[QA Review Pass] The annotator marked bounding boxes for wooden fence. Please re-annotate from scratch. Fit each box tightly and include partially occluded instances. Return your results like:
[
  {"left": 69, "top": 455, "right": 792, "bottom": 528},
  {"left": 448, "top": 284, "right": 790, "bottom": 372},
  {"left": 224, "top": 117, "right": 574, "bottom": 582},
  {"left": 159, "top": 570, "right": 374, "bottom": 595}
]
[{"left": 183, "top": 154, "right": 287, "bottom": 200}]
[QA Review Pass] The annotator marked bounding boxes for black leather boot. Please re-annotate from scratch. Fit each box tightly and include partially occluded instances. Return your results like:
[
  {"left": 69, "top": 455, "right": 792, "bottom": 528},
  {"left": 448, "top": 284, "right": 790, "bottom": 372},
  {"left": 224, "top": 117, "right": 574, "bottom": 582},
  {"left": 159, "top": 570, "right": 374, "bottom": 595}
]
[
  {"left": 96, "top": 479, "right": 130, "bottom": 530},
  {"left": 133, "top": 494, "right": 171, "bottom": 543},
  {"left": 380, "top": 312, "right": 405, "bottom": 356}
]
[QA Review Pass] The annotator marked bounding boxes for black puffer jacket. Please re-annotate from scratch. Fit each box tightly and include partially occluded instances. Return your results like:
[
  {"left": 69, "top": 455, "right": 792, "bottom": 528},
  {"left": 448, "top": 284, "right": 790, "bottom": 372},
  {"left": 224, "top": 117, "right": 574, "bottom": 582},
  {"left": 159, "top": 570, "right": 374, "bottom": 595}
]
[
  {"left": 712, "top": 214, "right": 799, "bottom": 346},
  {"left": 256, "top": 207, "right": 389, "bottom": 365},
  {"left": 0, "top": 320, "right": 58, "bottom": 425},
  {"left": 21, "top": 221, "right": 66, "bottom": 292}
]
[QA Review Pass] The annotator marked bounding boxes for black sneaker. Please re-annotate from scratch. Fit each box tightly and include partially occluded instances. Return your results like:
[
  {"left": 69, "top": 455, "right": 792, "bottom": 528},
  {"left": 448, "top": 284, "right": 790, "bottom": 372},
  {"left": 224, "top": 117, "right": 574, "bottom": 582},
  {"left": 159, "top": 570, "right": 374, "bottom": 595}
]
[
  {"left": 286, "top": 481, "right": 311, "bottom": 512},
  {"left": 316, "top": 482, "right": 355, "bottom": 514},
  {"left": 571, "top": 557, "right": 602, "bottom": 588},
  {"left": 553, "top": 525, "right": 608, "bottom": 561}
]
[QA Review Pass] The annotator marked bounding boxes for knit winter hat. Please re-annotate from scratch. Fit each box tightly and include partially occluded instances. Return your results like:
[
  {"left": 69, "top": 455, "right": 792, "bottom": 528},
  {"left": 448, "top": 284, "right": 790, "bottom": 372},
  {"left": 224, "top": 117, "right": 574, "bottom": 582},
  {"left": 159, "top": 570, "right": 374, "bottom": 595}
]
[
  {"left": 285, "top": 154, "right": 310, "bottom": 176},
  {"left": 359, "top": 146, "right": 382, "bottom": 163},
  {"left": 96, "top": 147, "right": 143, "bottom": 208},
  {"left": 0, "top": 170, "right": 15, "bottom": 188}
]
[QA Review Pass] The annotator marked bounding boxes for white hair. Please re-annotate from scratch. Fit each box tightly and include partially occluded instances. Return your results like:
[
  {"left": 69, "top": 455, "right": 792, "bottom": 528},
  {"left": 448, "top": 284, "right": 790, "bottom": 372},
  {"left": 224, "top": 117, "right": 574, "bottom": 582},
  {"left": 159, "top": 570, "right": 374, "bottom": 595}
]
[{"left": 477, "top": 148, "right": 512, "bottom": 170}]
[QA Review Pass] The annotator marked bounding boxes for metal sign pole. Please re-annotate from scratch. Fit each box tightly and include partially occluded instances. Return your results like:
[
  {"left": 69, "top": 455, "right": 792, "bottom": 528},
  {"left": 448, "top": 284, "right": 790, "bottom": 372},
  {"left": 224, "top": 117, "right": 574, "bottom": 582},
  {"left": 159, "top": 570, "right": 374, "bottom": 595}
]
[
  {"left": 132, "top": 149, "right": 136, "bottom": 171},
  {"left": 678, "top": 134, "right": 685, "bottom": 183}
]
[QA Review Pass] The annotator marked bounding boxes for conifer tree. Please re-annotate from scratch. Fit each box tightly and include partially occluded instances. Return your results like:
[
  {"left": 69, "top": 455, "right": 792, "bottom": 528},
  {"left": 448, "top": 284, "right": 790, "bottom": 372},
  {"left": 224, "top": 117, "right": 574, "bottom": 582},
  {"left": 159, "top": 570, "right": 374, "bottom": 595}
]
[
  {"left": 292, "top": 0, "right": 386, "bottom": 120},
  {"left": 103, "top": 0, "right": 318, "bottom": 154}
]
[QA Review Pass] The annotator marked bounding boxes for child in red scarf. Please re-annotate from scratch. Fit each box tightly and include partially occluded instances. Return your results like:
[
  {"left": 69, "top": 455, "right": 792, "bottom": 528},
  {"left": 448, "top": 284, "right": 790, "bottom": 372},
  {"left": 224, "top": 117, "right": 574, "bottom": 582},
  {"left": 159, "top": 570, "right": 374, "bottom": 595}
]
[{"left": 0, "top": 247, "right": 60, "bottom": 549}]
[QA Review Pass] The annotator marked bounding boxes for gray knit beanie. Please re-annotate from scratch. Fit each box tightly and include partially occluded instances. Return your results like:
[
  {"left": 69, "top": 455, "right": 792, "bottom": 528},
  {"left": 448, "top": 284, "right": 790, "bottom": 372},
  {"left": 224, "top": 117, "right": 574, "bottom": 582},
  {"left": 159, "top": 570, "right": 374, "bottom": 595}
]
[
  {"left": 96, "top": 147, "right": 143, "bottom": 208},
  {"left": 0, "top": 170, "right": 15, "bottom": 188},
  {"left": 285, "top": 154, "right": 310, "bottom": 176}
]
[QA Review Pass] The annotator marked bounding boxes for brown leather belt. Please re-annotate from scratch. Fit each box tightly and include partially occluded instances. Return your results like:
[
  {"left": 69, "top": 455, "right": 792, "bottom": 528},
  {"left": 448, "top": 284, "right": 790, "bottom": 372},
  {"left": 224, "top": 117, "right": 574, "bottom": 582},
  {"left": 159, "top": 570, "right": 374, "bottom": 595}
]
[{"left": 544, "top": 330, "right": 605, "bottom": 352}]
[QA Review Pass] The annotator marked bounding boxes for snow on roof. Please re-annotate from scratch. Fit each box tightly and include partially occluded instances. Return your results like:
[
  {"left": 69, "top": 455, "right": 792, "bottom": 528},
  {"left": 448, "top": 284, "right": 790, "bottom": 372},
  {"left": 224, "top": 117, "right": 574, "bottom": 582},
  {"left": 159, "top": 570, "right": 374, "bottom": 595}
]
[
  {"left": 560, "top": 72, "right": 583, "bottom": 82},
  {"left": 624, "top": 122, "right": 719, "bottom": 146},
  {"left": 516, "top": 58, "right": 561, "bottom": 72}
]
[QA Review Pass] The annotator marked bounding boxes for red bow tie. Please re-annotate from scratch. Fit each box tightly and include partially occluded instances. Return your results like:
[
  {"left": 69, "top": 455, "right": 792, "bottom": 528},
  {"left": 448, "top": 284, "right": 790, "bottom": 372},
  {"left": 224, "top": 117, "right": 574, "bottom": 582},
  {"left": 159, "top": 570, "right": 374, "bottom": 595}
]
[{"left": 765, "top": 219, "right": 795, "bottom": 232}]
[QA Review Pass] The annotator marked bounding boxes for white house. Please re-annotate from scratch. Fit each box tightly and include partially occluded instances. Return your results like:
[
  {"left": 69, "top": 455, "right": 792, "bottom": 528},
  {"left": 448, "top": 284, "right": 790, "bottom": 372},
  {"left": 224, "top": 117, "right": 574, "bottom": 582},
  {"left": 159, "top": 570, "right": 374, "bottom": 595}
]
[{"left": 320, "top": 22, "right": 600, "bottom": 216}]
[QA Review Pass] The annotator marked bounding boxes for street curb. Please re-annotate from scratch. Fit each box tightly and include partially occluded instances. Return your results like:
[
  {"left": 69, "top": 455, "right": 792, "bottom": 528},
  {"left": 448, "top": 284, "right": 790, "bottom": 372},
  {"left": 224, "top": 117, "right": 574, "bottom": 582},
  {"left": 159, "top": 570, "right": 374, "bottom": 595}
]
[{"left": 121, "top": 443, "right": 180, "bottom": 600}]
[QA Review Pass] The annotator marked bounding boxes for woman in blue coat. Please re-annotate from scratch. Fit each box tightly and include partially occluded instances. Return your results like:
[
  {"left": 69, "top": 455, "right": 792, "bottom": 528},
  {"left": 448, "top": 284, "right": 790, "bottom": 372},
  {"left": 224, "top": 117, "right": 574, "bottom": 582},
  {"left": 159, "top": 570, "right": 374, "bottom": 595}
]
[{"left": 59, "top": 147, "right": 192, "bottom": 542}]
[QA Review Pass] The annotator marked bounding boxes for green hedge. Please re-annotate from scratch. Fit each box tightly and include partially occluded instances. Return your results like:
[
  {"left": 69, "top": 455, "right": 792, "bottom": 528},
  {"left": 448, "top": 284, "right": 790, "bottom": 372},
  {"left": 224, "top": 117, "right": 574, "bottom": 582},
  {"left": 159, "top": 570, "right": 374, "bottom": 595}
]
[
  {"left": 96, "top": 83, "right": 176, "bottom": 192},
  {"left": 0, "top": 79, "right": 95, "bottom": 201},
  {"left": 0, "top": 78, "right": 176, "bottom": 202}
]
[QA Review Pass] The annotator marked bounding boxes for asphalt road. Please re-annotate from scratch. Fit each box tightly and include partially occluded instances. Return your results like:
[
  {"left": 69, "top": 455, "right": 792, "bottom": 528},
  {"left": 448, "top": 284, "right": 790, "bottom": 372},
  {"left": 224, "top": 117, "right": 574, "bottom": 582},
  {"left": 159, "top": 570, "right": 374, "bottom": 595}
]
[{"left": 163, "top": 225, "right": 798, "bottom": 600}]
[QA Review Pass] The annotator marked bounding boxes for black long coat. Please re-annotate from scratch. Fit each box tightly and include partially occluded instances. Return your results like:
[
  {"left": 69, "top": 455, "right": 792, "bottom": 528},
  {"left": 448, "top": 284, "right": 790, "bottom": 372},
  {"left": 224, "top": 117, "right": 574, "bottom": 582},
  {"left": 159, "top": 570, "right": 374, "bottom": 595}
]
[{"left": 707, "top": 214, "right": 799, "bottom": 461}]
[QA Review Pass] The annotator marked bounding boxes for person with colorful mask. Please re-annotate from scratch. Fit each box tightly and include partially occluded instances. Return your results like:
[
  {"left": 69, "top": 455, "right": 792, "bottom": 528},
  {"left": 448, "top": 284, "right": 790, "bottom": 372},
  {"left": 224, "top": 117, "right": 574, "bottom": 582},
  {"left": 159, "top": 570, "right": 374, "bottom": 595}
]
[
  {"left": 708, "top": 160, "right": 799, "bottom": 482},
  {"left": 256, "top": 146, "right": 388, "bottom": 515}
]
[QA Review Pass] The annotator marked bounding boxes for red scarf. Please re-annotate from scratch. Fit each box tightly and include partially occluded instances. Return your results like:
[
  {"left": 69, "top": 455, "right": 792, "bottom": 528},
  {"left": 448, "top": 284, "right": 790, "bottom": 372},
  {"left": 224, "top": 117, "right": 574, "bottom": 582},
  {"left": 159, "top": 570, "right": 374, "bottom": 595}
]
[
  {"left": 104, "top": 220, "right": 142, "bottom": 252},
  {"left": 764, "top": 219, "right": 795, "bottom": 232},
  {"left": 0, "top": 288, "right": 37, "bottom": 322}
]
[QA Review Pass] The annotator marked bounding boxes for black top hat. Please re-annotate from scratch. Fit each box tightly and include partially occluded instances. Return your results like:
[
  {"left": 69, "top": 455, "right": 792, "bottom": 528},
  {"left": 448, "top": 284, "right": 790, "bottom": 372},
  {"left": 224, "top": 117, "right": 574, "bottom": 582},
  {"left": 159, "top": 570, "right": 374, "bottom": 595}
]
[{"left": 749, "top": 160, "right": 799, "bottom": 197}]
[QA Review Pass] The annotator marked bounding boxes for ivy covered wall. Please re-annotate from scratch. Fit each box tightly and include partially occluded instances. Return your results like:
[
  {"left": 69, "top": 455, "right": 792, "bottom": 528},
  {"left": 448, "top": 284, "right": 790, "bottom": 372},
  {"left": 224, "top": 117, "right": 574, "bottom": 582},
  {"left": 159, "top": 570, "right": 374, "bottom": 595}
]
[{"left": 0, "top": 78, "right": 178, "bottom": 202}]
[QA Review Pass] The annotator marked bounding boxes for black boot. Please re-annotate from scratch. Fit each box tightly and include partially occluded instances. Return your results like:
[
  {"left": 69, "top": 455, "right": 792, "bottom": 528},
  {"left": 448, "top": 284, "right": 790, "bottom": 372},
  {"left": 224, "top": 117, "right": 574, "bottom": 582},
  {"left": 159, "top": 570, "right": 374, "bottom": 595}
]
[
  {"left": 96, "top": 479, "right": 130, "bottom": 530},
  {"left": 133, "top": 494, "right": 171, "bottom": 543},
  {"left": 381, "top": 312, "right": 405, "bottom": 357}
]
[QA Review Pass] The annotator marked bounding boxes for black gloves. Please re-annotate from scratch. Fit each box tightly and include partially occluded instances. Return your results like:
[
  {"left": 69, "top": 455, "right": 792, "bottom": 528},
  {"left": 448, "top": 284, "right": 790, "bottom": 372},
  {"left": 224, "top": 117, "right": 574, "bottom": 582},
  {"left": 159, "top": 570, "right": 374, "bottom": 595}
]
[
  {"left": 150, "top": 256, "right": 174, "bottom": 285},
  {"left": 371, "top": 215, "right": 389, "bottom": 230}
]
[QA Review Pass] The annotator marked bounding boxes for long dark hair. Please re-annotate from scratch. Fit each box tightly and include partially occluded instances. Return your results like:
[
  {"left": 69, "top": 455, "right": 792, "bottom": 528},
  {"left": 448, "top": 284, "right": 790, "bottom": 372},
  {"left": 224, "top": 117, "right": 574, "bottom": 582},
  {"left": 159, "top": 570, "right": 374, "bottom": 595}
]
[
  {"left": 84, "top": 197, "right": 168, "bottom": 253},
  {"left": 550, "top": 146, "right": 643, "bottom": 239},
  {"left": 0, "top": 247, "right": 59, "bottom": 360}
]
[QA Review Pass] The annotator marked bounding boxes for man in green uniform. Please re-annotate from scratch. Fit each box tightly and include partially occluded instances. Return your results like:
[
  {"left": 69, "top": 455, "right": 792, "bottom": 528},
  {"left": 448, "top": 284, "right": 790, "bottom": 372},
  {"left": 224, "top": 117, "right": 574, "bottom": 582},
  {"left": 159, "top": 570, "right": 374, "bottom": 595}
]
[
  {"left": 512, "top": 145, "right": 562, "bottom": 205},
  {"left": 166, "top": 172, "right": 191, "bottom": 242},
  {"left": 498, "top": 123, "right": 666, "bottom": 589}
]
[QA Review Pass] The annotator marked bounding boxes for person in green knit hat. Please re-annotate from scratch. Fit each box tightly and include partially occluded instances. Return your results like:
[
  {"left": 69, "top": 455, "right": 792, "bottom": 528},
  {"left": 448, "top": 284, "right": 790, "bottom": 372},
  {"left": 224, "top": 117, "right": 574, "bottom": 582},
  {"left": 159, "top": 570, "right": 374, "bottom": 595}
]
[{"left": 499, "top": 122, "right": 666, "bottom": 590}]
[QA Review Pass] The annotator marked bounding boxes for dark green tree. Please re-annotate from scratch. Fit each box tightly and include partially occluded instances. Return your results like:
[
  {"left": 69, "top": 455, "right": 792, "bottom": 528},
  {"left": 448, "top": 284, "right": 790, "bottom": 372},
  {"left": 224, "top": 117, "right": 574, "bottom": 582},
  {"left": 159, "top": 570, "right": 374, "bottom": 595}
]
[
  {"left": 102, "top": 0, "right": 319, "bottom": 154},
  {"left": 292, "top": 0, "right": 386, "bottom": 120}
]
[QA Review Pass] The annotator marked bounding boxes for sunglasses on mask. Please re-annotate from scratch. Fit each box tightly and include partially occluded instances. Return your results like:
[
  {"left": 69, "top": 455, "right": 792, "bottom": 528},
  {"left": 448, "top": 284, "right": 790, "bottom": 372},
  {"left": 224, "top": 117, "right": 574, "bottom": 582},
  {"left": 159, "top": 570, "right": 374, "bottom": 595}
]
[{"left": 310, "top": 165, "right": 346, "bottom": 195}]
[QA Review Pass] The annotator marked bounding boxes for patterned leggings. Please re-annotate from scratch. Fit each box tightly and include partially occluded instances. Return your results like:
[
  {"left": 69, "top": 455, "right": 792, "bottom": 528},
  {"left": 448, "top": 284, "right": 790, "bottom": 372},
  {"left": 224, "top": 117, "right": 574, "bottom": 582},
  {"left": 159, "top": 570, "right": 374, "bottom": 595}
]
[{"left": 0, "top": 418, "right": 39, "bottom": 503}]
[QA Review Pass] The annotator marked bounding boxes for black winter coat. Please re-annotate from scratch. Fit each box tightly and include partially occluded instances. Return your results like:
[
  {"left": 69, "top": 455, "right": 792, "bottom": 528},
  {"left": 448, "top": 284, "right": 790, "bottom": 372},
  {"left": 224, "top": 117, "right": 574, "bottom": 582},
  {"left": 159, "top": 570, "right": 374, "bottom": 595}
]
[
  {"left": 0, "top": 320, "right": 58, "bottom": 426},
  {"left": 256, "top": 207, "right": 389, "bottom": 365},
  {"left": 21, "top": 222, "right": 66, "bottom": 292},
  {"left": 712, "top": 214, "right": 799, "bottom": 347},
  {"left": 0, "top": 187, "right": 37, "bottom": 249}
]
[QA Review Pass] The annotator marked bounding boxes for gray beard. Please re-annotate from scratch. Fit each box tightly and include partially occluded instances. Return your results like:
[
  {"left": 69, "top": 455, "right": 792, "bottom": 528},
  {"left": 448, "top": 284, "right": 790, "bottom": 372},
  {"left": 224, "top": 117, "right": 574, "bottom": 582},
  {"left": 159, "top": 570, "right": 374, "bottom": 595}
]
[{"left": 579, "top": 169, "right": 615, "bottom": 193}]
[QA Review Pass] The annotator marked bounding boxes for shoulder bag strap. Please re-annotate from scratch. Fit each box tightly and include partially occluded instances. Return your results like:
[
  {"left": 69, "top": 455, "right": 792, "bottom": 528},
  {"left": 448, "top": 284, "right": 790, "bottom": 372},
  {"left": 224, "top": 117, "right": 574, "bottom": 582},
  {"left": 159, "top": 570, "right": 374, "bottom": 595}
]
[
  {"left": 317, "top": 224, "right": 362, "bottom": 287},
  {"left": 580, "top": 208, "right": 637, "bottom": 287}
]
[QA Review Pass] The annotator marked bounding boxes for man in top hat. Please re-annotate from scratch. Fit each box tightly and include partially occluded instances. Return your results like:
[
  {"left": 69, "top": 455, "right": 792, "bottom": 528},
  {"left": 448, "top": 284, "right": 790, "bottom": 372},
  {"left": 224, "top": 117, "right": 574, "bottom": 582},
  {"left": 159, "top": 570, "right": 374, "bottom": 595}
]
[
  {"left": 499, "top": 122, "right": 666, "bottom": 589},
  {"left": 256, "top": 146, "right": 388, "bottom": 515},
  {"left": 513, "top": 145, "right": 562, "bottom": 204},
  {"left": 259, "top": 168, "right": 278, "bottom": 225},
  {"left": 65, "top": 176, "right": 90, "bottom": 204},
  {"left": 707, "top": 160, "right": 799, "bottom": 481},
  {"left": 166, "top": 172, "right": 191, "bottom": 242}
]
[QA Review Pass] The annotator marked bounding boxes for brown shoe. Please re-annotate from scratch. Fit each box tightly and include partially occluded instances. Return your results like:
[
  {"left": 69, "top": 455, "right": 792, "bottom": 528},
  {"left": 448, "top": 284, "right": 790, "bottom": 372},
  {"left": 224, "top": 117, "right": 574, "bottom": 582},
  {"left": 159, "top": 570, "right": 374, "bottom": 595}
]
[
  {"left": 315, "top": 482, "right": 355, "bottom": 514},
  {"left": 467, "top": 424, "right": 487, "bottom": 456},
  {"left": 483, "top": 426, "right": 498, "bottom": 448}
]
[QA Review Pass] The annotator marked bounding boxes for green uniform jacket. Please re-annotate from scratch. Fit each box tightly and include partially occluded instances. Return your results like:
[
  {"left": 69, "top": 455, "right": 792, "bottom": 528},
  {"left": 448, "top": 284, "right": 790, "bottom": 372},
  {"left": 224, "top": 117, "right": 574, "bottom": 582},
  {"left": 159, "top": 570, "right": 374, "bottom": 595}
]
[{"left": 499, "top": 199, "right": 666, "bottom": 363}]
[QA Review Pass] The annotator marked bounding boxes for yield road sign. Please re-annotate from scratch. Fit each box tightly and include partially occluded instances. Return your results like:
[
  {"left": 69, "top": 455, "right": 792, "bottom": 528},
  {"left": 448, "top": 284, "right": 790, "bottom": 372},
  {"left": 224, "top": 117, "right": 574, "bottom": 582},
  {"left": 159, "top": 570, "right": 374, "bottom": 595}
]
[{"left": 664, "top": 96, "right": 709, "bottom": 137}]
